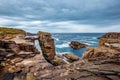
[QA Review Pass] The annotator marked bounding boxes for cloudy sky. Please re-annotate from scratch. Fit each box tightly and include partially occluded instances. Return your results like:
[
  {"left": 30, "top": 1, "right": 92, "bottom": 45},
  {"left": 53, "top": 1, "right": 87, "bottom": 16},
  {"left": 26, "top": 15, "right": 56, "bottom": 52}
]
[{"left": 0, "top": 0, "right": 120, "bottom": 33}]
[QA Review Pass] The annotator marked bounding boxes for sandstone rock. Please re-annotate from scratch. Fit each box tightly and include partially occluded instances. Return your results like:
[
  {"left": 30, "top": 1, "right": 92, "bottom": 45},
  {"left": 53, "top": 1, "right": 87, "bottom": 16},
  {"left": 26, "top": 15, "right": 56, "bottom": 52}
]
[
  {"left": 17, "top": 51, "right": 35, "bottom": 58},
  {"left": 99, "top": 32, "right": 120, "bottom": 39},
  {"left": 63, "top": 53, "right": 80, "bottom": 63},
  {"left": 18, "top": 43, "right": 40, "bottom": 54},
  {"left": 10, "top": 58, "right": 23, "bottom": 64},
  {"left": 0, "top": 40, "right": 20, "bottom": 54},
  {"left": 37, "top": 31, "right": 56, "bottom": 64},
  {"left": 1, "top": 30, "right": 120, "bottom": 80},
  {"left": 82, "top": 47, "right": 119, "bottom": 59},
  {"left": 52, "top": 57, "right": 66, "bottom": 66},
  {"left": 26, "top": 73, "right": 35, "bottom": 80},
  {"left": 98, "top": 32, "right": 120, "bottom": 48},
  {"left": 82, "top": 47, "right": 94, "bottom": 59},
  {"left": 69, "top": 41, "right": 87, "bottom": 49}
]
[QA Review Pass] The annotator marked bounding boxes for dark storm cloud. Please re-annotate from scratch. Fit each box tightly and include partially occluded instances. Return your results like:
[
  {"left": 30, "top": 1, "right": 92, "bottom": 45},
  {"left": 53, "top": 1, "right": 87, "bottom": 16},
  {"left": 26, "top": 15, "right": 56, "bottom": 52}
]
[{"left": 0, "top": 0, "right": 120, "bottom": 32}]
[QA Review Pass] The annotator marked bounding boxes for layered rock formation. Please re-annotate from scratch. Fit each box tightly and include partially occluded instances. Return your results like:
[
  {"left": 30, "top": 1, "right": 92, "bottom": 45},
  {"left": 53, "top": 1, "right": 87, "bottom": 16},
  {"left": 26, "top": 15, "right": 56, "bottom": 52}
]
[
  {"left": 69, "top": 41, "right": 87, "bottom": 49},
  {"left": 63, "top": 53, "right": 80, "bottom": 63},
  {"left": 99, "top": 33, "right": 120, "bottom": 51},
  {"left": 83, "top": 32, "right": 120, "bottom": 59},
  {"left": 0, "top": 40, "right": 41, "bottom": 80},
  {"left": 37, "top": 31, "right": 66, "bottom": 65},
  {"left": 0, "top": 28, "right": 120, "bottom": 80},
  {"left": 37, "top": 31, "right": 56, "bottom": 61}
]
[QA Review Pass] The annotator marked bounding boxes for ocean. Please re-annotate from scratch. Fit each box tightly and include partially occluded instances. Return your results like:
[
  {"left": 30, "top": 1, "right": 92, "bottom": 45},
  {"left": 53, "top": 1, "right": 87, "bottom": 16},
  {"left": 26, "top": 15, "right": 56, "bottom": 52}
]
[{"left": 35, "top": 33, "right": 105, "bottom": 57}]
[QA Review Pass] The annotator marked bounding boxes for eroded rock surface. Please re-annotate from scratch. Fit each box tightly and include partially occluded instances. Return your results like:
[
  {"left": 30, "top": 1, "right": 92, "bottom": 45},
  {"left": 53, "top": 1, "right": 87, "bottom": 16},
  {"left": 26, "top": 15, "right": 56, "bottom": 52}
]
[
  {"left": 37, "top": 31, "right": 66, "bottom": 65},
  {"left": 0, "top": 29, "right": 120, "bottom": 80},
  {"left": 63, "top": 53, "right": 80, "bottom": 63},
  {"left": 69, "top": 41, "right": 87, "bottom": 49}
]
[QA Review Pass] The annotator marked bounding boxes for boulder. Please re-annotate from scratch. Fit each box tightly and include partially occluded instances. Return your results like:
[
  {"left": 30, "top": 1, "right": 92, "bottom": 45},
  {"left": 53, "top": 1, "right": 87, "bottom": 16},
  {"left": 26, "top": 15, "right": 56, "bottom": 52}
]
[
  {"left": 63, "top": 53, "right": 80, "bottom": 63},
  {"left": 69, "top": 41, "right": 87, "bottom": 49}
]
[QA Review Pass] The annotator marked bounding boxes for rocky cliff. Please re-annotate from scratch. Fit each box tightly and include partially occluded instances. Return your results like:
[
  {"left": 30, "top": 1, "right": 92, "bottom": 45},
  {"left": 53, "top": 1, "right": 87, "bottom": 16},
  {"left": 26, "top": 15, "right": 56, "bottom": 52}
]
[{"left": 0, "top": 28, "right": 120, "bottom": 80}]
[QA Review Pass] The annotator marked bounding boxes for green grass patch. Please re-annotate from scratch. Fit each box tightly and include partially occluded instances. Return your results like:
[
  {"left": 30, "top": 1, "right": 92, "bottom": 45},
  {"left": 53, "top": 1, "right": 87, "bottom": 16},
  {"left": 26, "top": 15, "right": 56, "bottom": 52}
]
[{"left": 0, "top": 27, "right": 26, "bottom": 39}]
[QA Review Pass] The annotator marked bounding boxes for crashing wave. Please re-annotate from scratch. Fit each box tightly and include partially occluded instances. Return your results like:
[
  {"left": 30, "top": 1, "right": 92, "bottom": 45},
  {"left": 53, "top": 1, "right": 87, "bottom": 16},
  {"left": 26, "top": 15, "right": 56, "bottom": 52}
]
[{"left": 56, "top": 42, "right": 70, "bottom": 48}]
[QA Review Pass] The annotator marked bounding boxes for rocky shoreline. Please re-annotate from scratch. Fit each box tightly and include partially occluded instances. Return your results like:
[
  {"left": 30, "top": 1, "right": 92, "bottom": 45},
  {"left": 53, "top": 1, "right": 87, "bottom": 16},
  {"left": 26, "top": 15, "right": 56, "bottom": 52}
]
[{"left": 0, "top": 28, "right": 120, "bottom": 80}]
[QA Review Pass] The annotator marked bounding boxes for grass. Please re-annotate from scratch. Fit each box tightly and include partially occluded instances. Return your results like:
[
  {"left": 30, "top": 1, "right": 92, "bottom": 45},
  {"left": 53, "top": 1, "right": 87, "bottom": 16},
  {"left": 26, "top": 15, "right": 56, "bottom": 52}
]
[
  {"left": 38, "top": 31, "right": 50, "bottom": 35},
  {"left": 0, "top": 27, "right": 26, "bottom": 39}
]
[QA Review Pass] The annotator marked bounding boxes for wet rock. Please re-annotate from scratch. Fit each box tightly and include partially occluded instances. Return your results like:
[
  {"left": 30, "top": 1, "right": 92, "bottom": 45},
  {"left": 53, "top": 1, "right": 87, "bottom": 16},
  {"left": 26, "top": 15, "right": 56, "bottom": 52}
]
[
  {"left": 69, "top": 41, "right": 87, "bottom": 49},
  {"left": 63, "top": 53, "right": 80, "bottom": 63}
]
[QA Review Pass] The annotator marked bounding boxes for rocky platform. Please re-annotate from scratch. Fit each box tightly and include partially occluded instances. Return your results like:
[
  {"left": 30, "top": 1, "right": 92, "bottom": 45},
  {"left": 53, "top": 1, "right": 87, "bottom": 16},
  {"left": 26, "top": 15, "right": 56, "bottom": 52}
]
[{"left": 0, "top": 28, "right": 120, "bottom": 80}]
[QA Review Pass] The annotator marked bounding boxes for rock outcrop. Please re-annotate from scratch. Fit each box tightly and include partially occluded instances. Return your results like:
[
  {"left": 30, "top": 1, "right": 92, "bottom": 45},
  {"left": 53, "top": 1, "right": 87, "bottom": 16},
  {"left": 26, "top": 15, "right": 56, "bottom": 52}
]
[
  {"left": 99, "top": 33, "right": 120, "bottom": 49},
  {"left": 37, "top": 31, "right": 66, "bottom": 65},
  {"left": 18, "top": 43, "right": 39, "bottom": 54},
  {"left": 63, "top": 53, "right": 80, "bottom": 63},
  {"left": 82, "top": 47, "right": 119, "bottom": 59},
  {"left": 69, "top": 41, "right": 87, "bottom": 49},
  {"left": 37, "top": 31, "right": 56, "bottom": 62},
  {"left": 83, "top": 33, "right": 120, "bottom": 60},
  {"left": 0, "top": 27, "right": 120, "bottom": 80}
]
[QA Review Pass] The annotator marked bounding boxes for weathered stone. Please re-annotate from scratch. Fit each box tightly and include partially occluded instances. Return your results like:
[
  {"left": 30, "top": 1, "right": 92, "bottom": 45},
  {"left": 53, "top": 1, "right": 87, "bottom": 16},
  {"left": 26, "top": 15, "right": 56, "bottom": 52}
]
[
  {"left": 37, "top": 31, "right": 56, "bottom": 64},
  {"left": 0, "top": 40, "right": 20, "bottom": 54},
  {"left": 18, "top": 43, "right": 40, "bottom": 54},
  {"left": 69, "top": 41, "right": 87, "bottom": 49},
  {"left": 63, "top": 53, "right": 80, "bottom": 63}
]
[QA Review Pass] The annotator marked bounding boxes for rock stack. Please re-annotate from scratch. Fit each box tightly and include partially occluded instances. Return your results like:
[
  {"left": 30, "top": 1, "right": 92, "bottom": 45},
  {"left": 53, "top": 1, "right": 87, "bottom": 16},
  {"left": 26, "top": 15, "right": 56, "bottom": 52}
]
[
  {"left": 37, "top": 31, "right": 66, "bottom": 66},
  {"left": 69, "top": 41, "right": 87, "bottom": 49}
]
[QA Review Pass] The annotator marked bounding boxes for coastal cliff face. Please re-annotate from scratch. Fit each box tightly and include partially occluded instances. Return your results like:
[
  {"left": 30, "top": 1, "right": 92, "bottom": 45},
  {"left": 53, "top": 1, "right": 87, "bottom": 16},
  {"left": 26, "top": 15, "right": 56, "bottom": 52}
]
[
  {"left": 37, "top": 31, "right": 56, "bottom": 61},
  {"left": 83, "top": 33, "right": 120, "bottom": 59},
  {"left": 98, "top": 32, "right": 120, "bottom": 51},
  {"left": 37, "top": 31, "right": 66, "bottom": 65},
  {"left": 0, "top": 28, "right": 120, "bottom": 80}
]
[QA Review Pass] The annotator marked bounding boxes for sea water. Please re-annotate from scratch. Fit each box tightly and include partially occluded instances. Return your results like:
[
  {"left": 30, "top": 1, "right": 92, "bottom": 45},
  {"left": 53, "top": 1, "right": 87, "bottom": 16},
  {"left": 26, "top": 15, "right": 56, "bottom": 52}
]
[{"left": 35, "top": 33, "right": 105, "bottom": 57}]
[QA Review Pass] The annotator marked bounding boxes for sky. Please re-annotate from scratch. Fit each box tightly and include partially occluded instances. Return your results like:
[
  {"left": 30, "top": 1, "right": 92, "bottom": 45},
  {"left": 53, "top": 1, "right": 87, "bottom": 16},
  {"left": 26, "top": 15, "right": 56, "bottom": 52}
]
[{"left": 0, "top": 0, "right": 120, "bottom": 33}]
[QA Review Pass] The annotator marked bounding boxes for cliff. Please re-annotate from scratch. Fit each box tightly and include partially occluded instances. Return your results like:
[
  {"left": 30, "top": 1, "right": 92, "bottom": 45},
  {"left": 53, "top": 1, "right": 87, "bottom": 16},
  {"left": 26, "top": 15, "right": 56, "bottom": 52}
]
[{"left": 0, "top": 28, "right": 120, "bottom": 80}]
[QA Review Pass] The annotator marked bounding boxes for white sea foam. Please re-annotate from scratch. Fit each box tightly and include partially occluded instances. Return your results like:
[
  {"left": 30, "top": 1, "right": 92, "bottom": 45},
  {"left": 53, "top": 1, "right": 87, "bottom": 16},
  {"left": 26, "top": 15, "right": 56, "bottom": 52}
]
[
  {"left": 84, "top": 42, "right": 91, "bottom": 45},
  {"left": 56, "top": 42, "right": 70, "bottom": 48},
  {"left": 56, "top": 52, "right": 72, "bottom": 54},
  {"left": 53, "top": 37, "right": 59, "bottom": 41},
  {"left": 92, "top": 37, "right": 97, "bottom": 39}
]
